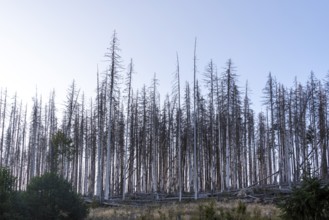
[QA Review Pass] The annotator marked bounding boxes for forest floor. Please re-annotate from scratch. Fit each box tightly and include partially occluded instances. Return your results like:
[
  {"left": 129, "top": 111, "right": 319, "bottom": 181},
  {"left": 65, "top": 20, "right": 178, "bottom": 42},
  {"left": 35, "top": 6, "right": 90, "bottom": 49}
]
[
  {"left": 87, "top": 199, "right": 281, "bottom": 219},
  {"left": 86, "top": 184, "right": 291, "bottom": 219}
]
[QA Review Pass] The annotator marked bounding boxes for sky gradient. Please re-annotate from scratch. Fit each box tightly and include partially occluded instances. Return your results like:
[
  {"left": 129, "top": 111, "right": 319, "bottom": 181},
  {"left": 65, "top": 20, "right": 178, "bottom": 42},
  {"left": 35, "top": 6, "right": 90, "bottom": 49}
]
[{"left": 1, "top": 1, "right": 329, "bottom": 113}]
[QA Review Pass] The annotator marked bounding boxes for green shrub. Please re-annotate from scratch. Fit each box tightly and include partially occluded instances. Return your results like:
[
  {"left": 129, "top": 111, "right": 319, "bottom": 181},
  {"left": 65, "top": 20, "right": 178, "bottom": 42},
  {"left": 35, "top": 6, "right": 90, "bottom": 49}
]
[
  {"left": 198, "top": 200, "right": 218, "bottom": 220},
  {"left": 279, "top": 177, "right": 329, "bottom": 220},
  {"left": 5, "top": 191, "right": 29, "bottom": 220},
  {"left": 221, "top": 201, "right": 249, "bottom": 220},
  {"left": 0, "top": 167, "right": 19, "bottom": 219},
  {"left": 25, "top": 172, "right": 89, "bottom": 220},
  {"left": 236, "top": 200, "right": 246, "bottom": 215}
]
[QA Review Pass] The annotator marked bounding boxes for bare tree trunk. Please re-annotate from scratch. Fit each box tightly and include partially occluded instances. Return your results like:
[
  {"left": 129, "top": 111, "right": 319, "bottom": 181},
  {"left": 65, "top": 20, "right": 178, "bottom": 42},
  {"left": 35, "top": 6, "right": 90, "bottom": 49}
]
[
  {"left": 171, "top": 54, "right": 183, "bottom": 201},
  {"left": 193, "top": 38, "right": 198, "bottom": 200},
  {"left": 88, "top": 100, "right": 96, "bottom": 196},
  {"left": 0, "top": 89, "right": 7, "bottom": 166},
  {"left": 123, "top": 59, "right": 133, "bottom": 200},
  {"left": 151, "top": 74, "right": 159, "bottom": 200},
  {"left": 319, "top": 87, "right": 328, "bottom": 179},
  {"left": 96, "top": 70, "right": 104, "bottom": 201},
  {"left": 204, "top": 60, "right": 215, "bottom": 192},
  {"left": 78, "top": 96, "right": 85, "bottom": 193},
  {"left": 105, "top": 31, "right": 121, "bottom": 200}
]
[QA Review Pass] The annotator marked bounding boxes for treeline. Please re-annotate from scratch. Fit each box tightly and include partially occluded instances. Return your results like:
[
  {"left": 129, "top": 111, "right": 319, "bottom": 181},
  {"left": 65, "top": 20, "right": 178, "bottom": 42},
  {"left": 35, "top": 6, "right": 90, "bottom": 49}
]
[{"left": 0, "top": 31, "right": 328, "bottom": 201}]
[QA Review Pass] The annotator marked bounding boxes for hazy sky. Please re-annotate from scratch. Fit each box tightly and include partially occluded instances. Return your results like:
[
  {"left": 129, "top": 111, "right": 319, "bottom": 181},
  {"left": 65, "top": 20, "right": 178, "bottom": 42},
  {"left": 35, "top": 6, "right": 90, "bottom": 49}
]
[{"left": 1, "top": 1, "right": 329, "bottom": 113}]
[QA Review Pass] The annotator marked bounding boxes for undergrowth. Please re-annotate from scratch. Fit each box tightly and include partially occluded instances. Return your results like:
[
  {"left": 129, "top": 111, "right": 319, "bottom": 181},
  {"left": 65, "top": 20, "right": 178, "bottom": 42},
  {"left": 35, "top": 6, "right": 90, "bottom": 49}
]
[
  {"left": 87, "top": 199, "right": 280, "bottom": 220},
  {"left": 279, "top": 177, "right": 329, "bottom": 220}
]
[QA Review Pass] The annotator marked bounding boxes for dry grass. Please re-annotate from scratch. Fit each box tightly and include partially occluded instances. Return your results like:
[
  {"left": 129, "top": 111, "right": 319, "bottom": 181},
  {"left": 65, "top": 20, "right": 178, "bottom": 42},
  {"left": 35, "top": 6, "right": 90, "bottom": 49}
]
[{"left": 87, "top": 199, "right": 282, "bottom": 220}]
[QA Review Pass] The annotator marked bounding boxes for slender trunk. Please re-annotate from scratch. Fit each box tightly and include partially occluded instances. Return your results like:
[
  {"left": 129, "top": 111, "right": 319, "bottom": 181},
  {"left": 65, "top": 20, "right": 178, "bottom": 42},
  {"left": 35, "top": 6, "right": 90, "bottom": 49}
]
[
  {"left": 193, "top": 39, "right": 198, "bottom": 199},
  {"left": 123, "top": 60, "right": 133, "bottom": 199},
  {"left": 96, "top": 71, "right": 104, "bottom": 201},
  {"left": 176, "top": 55, "right": 182, "bottom": 201}
]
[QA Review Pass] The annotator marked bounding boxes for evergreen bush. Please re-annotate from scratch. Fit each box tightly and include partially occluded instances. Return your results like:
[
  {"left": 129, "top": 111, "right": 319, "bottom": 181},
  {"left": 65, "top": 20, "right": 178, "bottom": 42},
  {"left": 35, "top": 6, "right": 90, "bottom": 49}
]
[
  {"left": 279, "top": 177, "right": 329, "bottom": 220},
  {"left": 25, "top": 172, "right": 89, "bottom": 220}
]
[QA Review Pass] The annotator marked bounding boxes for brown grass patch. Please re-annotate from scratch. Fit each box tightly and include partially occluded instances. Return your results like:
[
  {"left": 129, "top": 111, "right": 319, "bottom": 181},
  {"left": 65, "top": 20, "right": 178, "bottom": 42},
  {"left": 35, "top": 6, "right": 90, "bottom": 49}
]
[{"left": 87, "top": 199, "right": 281, "bottom": 220}]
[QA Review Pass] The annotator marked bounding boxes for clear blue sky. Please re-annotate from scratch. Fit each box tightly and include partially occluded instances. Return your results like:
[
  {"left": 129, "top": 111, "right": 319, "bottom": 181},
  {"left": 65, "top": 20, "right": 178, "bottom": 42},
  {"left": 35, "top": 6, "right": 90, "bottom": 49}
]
[{"left": 1, "top": 1, "right": 329, "bottom": 113}]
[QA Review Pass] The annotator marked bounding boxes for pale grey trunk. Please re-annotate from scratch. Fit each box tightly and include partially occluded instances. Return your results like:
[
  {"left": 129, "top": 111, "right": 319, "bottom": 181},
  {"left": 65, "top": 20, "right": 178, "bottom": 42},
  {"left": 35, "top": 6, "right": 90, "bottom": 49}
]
[
  {"left": 193, "top": 39, "right": 198, "bottom": 200},
  {"left": 105, "top": 94, "right": 113, "bottom": 200},
  {"left": 123, "top": 60, "right": 133, "bottom": 200},
  {"left": 96, "top": 71, "right": 104, "bottom": 201},
  {"left": 0, "top": 89, "right": 7, "bottom": 166},
  {"left": 176, "top": 55, "right": 182, "bottom": 201}
]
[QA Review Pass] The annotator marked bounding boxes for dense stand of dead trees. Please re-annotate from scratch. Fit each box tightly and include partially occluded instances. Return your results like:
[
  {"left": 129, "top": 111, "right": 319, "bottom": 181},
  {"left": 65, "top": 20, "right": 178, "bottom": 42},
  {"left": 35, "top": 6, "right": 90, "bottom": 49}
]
[{"left": 1, "top": 32, "right": 329, "bottom": 201}]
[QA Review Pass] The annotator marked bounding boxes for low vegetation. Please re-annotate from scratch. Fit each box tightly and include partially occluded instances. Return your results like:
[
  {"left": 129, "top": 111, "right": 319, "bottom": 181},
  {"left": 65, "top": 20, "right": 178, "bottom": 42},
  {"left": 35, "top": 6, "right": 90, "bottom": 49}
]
[
  {"left": 88, "top": 178, "right": 329, "bottom": 219},
  {"left": 0, "top": 167, "right": 89, "bottom": 220},
  {"left": 87, "top": 199, "right": 280, "bottom": 220},
  {"left": 279, "top": 177, "right": 329, "bottom": 220},
  {"left": 3, "top": 164, "right": 329, "bottom": 219}
]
